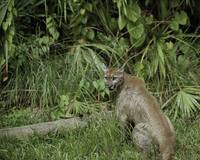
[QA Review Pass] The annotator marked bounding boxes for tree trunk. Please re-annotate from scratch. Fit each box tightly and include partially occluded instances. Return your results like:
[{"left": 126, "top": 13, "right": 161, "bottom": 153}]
[{"left": 0, "top": 117, "right": 87, "bottom": 139}]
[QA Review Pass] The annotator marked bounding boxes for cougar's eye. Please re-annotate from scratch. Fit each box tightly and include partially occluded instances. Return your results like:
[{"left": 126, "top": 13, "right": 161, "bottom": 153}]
[
  {"left": 104, "top": 76, "right": 108, "bottom": 79},
  {"left": 113, "top": 76, "right": 120, "bottom": 80}
]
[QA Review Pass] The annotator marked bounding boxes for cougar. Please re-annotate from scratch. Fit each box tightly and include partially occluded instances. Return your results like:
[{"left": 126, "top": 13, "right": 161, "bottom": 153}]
[{"left": 103, "top": 67, "right": 176, "bottom": 160}]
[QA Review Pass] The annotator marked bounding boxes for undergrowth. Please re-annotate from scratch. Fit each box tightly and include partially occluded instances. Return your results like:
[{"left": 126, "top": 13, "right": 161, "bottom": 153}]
[
  {"left": 1, "top": 0, "right": 200, "bottom": 119},
  {"left": 0, "top": 109, "right": 200, "bottom": 160}
]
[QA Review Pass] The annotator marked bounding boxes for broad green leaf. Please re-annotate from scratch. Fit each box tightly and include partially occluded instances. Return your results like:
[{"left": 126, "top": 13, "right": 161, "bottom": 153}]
[
  {"left": 127, "top": 22, "right": 144, "bottom": 39},
  {"left": 85, "top": 82, "right": 90, "bottom": 89},
  {"left": 169, "top": 20, "right": 179, "bottom": 31},
  {"left": 79, "top": 79, "right": 85, "bottom": 88},
  {"left": 131, "top": 33, "right": 146, "bottom": 47},
  {"left": 134, "top": 62, "right": 144, "bottom": 74},
  {"left": 13, "top": 8, "right": 17, "bottom": 16},
  {"left": 93, "top": 81, "right": 98, "bottom": 89},
  {"left": 105, "top": 88, "right": 110, "bottom": 95},
  {"left": 174, "top": 11, "right": 188, "bottom": 25},
  {"left": 46, "top": 16, "right": 51, "bottom": 24},
  {"left": 42, "top": 36, "right": 50, "bottom": 44},
  {"left": 179, "top": 44, "right": 190, "bottom": 54},
  {"left": 117, "top": 37, "right": 129, "bottom": 55},
  {"left": 8, "top": 1, "right": 13, "bottom": 11},
  {"left": 7, "top": 33, "right": 13, "bottom": 43},
  {"left": 2, "top": 21, "right": 8, "bottom": 31},
  {"left": 100, "top": 92, "right": 105, "bottom": 97},
  {"left": 119, "top": 37, "right": 129, "bottom": 47},
  {"left": 84, "top": 3, "right": 93, "bottom": 12},
  {"left": 166, "top": 41, "right": 174, "bottom": 50},
  {"left": 0, "top": 3, "right": 8, "bottom": 26},
  {"left": 145, "top": 15, "right": 153, "bottom": 24},
  {"left": 80, "top": 9, "right": 85, "bottom": 15},
  {"left": 124, "top": 2, "right": 141, "bottom": 22},
  {"left": 118, "top": 12, "right": 127, "bottom": 30},
  {"left": 98, "top": 80, "right": 105, "bottom": 91},
  {"left": 7, "top": 12, "right": 13, "bottom": 26},
  {"left": 10, "top": 26, "right": 15, "bottom": 36},
  {"left": 87, "top": 29, "right": 95, "bottom": 40}
]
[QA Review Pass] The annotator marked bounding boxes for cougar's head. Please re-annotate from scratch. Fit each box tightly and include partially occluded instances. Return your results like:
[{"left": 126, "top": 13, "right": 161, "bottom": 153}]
[{"left": 103, "top": 67, "right": 124, "bottom": 89}]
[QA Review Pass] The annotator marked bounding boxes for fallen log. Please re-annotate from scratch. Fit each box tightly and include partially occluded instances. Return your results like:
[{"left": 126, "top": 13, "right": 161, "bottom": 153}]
[{"left": 0, "top": 117, "right": 88, "bottom": 139}]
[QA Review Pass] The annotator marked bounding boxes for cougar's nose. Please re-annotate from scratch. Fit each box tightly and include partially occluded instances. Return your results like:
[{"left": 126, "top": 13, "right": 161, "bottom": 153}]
[{"left": 107, "top": 80, "right": 113, "bottom": 87}]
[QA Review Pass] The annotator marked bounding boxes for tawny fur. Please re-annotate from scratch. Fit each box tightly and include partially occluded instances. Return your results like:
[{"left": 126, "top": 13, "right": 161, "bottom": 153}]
[{"left": 104, "top": 69, "right": 176, "bottom": 160}]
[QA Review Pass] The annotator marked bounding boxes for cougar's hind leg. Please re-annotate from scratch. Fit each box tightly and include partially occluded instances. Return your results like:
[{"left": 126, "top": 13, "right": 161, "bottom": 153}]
[{"left": 132, "top": 123, "right": 152, "bottom": 152}]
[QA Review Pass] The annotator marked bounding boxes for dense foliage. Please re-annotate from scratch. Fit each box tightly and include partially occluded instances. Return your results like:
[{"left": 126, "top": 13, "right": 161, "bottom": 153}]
[{"left": 0, "top": 0, "right": 200, "bottom": 119}]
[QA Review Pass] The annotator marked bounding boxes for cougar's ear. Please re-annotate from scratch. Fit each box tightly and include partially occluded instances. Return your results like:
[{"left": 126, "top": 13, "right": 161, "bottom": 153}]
[
  {"left": 102, "top": 64, "right": 108, "bottom": 72},
  {"left": 118, "top": 68, "right": 124, "bottom": 73}
]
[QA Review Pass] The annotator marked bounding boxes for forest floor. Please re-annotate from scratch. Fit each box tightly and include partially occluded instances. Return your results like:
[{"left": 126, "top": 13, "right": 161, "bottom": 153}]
[{"left": 0, "top": 108, "right": 200, "bottom": 160}]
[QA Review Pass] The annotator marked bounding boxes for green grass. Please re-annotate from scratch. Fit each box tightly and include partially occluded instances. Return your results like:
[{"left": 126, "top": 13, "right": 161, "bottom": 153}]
[
  {"left": 0, "top": 108, "right": 49, "bottom": 128},
  {"left": 0, "top": 109, "right": 200, "bottom": 160}
]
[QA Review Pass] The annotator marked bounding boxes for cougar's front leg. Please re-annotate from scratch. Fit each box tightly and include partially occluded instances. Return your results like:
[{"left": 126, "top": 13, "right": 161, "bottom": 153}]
[{"left": 117, "top": 113, "right": 131, "bottom": 142}]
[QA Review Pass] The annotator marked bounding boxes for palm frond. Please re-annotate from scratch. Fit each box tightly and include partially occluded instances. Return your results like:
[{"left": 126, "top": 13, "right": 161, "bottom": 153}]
[{"left": 173, "top": 87, "right": 200, "bottom": 119}]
